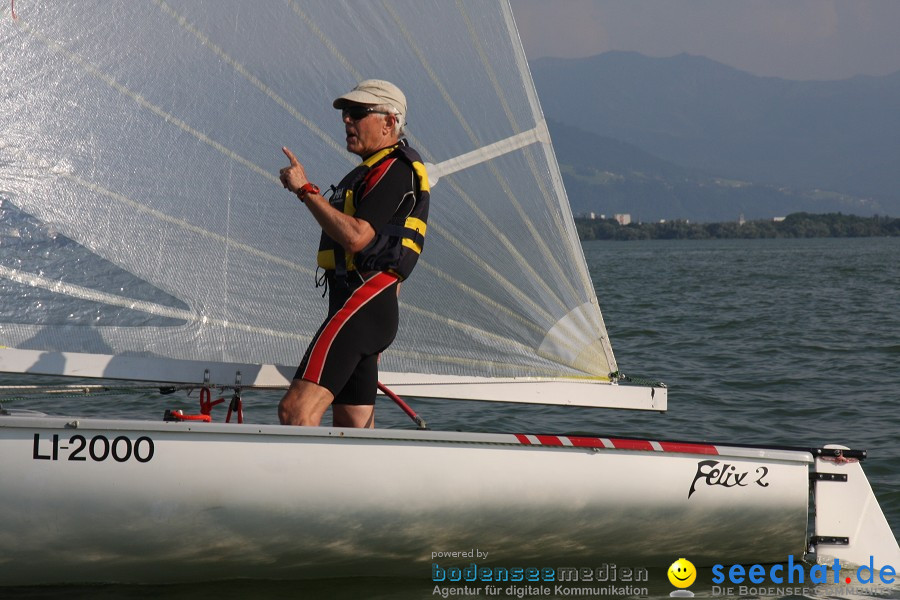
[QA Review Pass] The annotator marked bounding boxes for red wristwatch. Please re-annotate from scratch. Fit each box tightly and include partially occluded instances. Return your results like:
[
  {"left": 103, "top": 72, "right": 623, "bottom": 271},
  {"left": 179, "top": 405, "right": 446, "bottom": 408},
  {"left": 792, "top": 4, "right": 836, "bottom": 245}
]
[{"left": 297, "top": 182, "right": 320, "bottom": 202}]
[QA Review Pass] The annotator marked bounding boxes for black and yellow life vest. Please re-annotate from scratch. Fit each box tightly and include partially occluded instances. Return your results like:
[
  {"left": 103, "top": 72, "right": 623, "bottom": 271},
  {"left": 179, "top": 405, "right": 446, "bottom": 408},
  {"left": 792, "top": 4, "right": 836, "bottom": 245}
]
[{"left": 317, "top": 140, "right": 429, "bottom": 281}]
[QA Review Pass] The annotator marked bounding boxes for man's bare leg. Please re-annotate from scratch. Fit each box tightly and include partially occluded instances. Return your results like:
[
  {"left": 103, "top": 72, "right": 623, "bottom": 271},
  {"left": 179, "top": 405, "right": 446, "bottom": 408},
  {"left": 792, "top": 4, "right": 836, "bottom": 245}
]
[
  {"left": 332, "top": 404, "right": 375, "bottom": 428},
  {"left": 278, "top": 379, "right": 334, "bottom": 426}
]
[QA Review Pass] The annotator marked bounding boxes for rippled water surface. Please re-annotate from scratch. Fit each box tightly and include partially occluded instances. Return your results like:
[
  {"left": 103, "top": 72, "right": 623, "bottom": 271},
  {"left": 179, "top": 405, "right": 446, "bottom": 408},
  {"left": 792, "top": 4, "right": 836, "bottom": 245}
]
[{"left": 3, "top": 237, "right": 899, "bottom": 599}]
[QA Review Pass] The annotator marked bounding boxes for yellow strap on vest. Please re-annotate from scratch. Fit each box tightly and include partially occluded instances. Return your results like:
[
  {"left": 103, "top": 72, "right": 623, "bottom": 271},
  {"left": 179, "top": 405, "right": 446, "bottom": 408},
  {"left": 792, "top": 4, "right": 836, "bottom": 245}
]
[
  {"left": 401, "top": 217, "right": 427, "bottom": 254},
  {"left": 362, "top": 144, "right": 399, "bottom": 168},
  {"left": 411, "top": 160, "right": 430, "bottom": 193}
]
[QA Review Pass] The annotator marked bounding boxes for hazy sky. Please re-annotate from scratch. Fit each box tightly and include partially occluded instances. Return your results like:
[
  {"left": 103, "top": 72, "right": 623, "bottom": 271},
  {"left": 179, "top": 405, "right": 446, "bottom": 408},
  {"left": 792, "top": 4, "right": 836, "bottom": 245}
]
[{"left": 510, "top": 0, "right": 900, "bottom": 81}]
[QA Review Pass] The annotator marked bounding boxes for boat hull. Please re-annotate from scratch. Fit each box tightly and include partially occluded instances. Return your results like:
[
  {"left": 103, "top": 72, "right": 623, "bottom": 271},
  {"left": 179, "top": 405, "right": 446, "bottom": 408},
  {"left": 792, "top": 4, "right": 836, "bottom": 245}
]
[{"left": 1, "top": 414, "right": 810, "bottom": 584}]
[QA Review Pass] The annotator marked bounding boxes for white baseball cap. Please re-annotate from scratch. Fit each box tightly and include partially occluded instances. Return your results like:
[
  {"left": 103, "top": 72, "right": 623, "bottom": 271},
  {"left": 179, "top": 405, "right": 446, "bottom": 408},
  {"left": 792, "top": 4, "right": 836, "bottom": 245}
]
[{"left": 333, "top": 79, "right": 407, "bottom": 120}]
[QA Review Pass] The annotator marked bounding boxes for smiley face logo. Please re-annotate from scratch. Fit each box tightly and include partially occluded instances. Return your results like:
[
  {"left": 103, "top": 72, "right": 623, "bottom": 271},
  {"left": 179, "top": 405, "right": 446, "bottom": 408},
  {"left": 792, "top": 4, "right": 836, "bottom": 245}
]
[{"left": 667, "top": 558, "right": 696, "bottom": 588}]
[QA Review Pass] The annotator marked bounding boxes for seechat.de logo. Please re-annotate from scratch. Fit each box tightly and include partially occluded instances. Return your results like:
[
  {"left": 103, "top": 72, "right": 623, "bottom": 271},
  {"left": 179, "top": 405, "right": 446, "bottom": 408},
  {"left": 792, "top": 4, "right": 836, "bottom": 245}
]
[{"left": 711, "top": 555, "right": 897, "bottom": 586}]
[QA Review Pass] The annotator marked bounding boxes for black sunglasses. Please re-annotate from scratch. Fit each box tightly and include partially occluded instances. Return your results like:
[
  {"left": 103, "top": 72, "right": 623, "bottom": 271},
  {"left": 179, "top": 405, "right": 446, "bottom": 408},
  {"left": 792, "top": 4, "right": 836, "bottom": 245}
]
[{"left": 342, "top": 106, "right": 392, "bottom": 121}]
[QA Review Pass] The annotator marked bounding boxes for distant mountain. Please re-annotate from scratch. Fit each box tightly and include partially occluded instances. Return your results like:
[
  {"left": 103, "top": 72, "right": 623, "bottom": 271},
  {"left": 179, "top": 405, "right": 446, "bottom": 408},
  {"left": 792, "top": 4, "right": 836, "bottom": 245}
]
[
  {"left": 548, "top": 120, "right": 887, "bottom": 222},
  {"left": 532, "top": 51, "right": 900, "bottom": 217}
]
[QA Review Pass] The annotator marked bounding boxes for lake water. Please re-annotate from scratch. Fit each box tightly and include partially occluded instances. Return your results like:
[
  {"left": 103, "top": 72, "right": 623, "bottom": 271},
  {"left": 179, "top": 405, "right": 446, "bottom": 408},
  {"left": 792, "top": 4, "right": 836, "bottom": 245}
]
[{"left": 2, "top": 237, "right": 898, "bottom": 599}]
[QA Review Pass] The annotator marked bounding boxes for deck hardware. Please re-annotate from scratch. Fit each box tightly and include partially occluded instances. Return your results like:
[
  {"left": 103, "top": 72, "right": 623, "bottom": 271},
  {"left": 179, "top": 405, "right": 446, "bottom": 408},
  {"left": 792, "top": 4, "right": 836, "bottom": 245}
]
[
  {"left": 810, "top": 472, "right": 847, "bottom": 482},
  {"left": 812, "top": 447, "right": 867, "bottom": 461},
  {"left": 227, "top": 372, "right": 244, "bottom": 424},
  {"left": 810, "top": 536, "right": 849, "bottom": 546}
]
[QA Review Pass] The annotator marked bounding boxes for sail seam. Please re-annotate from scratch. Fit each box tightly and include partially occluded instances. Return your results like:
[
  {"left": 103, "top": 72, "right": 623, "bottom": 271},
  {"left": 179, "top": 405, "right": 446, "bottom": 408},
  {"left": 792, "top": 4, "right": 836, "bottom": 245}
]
[
  {"left": 0, "top": 264, "right": 193, "bottom": 322},
  {"left": 427, "top": 214, "right": 595, "bottom": 355},
  {"left": 383, "top": 1, "right": 573, "bottom": 316},
  {"left": 398, "top": 303, "right": 605, "bottom": 376},
  {"left": 456, "top": 0, "right": 584, "bottom": 305},
  {"left": 410, "top": 262, "right": 599, "bottom": 370},
  {"left": 381, "top": 1, "right": 481, "bottom": 151},
  {"left": 385, "top": 348, "right": 587, "bottom": 378},
  {"left": 0, "top": 264, "right": 307, "bottom": 342},
  {"left": 63, "top": 174, "right": 314, "bottom": 275},
  {"left": 414, "top": 262, "right": 547, "bottom": 336},
  {"left": 14, "top": 18, "right": 284, "bottom": 186},
  {"left": 416, "top": 225, "right": 600, "bottom": 364},
  {"left": 155, "top": 0, "right": 351, "bottom": 161},
  {"left": 285, "top": 1, "right": 362, "bottom": 82},
  {"left": 499, "top": 0, "right": 615, "bottom": 369},
  {"left": 402, "top": 303, "right": 545, "bottom": 357},
  {"left": 427, "top": 223, "right": 555, "bottom": 323}
]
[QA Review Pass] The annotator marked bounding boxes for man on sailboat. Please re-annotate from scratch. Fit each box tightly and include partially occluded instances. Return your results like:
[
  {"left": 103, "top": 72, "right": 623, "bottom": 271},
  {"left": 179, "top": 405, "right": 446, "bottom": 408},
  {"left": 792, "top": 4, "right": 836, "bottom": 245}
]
[{"left": 277, "top": 80, "right": 429, "bottom": 428}]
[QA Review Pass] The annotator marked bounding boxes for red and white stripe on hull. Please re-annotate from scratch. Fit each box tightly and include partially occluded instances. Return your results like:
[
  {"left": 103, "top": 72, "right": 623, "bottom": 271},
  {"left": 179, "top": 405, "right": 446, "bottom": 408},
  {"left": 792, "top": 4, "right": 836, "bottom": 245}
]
[{"left": 514, "top": 433, "right": 720, "bottom": 454}]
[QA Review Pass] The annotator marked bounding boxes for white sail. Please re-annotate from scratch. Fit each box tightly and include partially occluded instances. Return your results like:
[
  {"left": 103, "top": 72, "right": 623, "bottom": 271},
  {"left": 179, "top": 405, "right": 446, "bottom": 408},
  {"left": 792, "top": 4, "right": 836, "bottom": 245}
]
[{"left": 0, "top": 1, "right": 648, "bottom": 406}]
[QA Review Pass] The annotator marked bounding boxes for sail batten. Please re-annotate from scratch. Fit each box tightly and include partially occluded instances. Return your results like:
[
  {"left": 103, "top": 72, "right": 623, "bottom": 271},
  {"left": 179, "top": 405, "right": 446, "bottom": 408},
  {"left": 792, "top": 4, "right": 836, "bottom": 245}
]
[
  {"left": 0, "top": 1, "right": 629, "bottom": 404},
  {"left": 428, "top": 124, "right": 549, "bottom": 181}
]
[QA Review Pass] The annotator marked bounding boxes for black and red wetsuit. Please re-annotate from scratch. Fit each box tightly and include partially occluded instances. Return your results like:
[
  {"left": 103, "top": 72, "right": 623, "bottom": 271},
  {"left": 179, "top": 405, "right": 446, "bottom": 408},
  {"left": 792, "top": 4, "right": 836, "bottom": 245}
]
[{"left": 294, "top": 140, "right": 429, "bottom": 405}]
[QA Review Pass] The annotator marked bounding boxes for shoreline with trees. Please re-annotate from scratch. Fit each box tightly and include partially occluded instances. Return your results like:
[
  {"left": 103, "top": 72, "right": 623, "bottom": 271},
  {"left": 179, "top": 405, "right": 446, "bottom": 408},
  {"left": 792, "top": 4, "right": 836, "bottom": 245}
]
[{"left": 575, "top": 213, "right": 899, "bottom": 241}]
